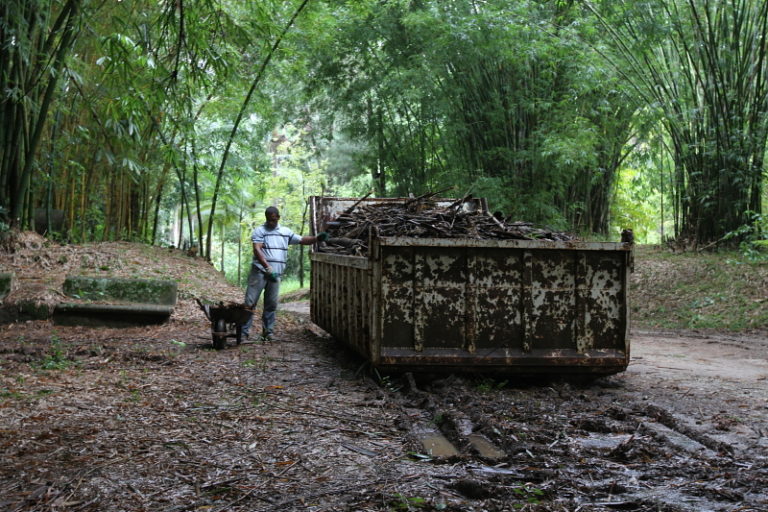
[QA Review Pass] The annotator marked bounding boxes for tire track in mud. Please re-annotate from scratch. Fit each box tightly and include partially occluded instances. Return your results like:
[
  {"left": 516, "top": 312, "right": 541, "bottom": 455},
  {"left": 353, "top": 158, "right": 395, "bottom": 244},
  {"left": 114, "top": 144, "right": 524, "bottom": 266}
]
[
  {"left": 287, "top": 314, "right": 768, "bottom": 511},
  {"left": 379, "top": 373, "right": 767, "bottom": 512},
  {"left": 640, "top": 403, "right": 736, "bottom": 456}
]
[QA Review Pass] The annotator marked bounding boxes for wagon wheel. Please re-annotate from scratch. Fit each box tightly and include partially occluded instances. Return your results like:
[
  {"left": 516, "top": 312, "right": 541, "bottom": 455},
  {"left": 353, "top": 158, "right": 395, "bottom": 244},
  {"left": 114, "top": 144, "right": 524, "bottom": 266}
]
[{"left": 212, "top": 318, "right": 227, "bottom": 350}]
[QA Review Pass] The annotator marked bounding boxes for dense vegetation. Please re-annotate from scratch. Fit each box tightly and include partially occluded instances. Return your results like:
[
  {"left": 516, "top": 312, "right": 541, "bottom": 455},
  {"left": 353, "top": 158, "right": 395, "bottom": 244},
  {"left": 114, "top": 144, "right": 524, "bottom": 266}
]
[{"left": 1, "top": 0, "right": 767, "bottom": 285}]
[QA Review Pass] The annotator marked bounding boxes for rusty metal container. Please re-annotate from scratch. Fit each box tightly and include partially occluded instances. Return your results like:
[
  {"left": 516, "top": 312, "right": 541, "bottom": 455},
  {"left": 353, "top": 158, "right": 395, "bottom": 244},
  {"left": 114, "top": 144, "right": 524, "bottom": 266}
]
[{"left": 309, "top": 196, "right": 632, "bottom": 375}]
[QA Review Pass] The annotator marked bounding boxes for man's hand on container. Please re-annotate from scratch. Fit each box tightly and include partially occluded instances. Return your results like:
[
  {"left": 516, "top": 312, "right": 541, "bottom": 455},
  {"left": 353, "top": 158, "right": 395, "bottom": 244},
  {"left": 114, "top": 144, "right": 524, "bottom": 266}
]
[{"left": 316, "top": 232, "right": 329, "bottom": 242}]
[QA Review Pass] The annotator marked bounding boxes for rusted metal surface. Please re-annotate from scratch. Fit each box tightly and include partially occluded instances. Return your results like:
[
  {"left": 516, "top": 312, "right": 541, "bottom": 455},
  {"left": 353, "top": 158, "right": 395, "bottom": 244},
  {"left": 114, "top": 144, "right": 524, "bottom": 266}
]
[
  {"left": 311, "top": 253, "right": 375, "bottom": 361},
  {"left": 309, "top": 196, "right": 632, "bottom": 375}
]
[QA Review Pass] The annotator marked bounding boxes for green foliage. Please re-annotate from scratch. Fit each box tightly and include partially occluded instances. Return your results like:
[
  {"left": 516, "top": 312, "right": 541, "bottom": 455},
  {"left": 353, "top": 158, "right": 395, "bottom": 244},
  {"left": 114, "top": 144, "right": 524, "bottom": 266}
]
[
  {"left": 722, "top": 211, "right": 768, "bottom": 261},
  {"left": 590, "top": 0, "right": 768, "bottom": 244},
  {"left": 277, "top": 278, "right": 305, "bottom": 297},
  {"left": 0, "top": 0, "right": 85, "bottom": 225},
  {"left": 511, "top": 484, "right": 545, "bottom": 507},
  {"left": 474, "top": 378, "right": 508, "bottom": 393},
  {"left": 0, "top": 388, "right": 24, "bottom": 401},
  {"left": 0, "top": 206, "right": 9, "bottom": 233},
  {"left": 210, "top": 122, "right": 327, "bottom": 285},
  {"left": 284, "top": 0, "right": 637, "bottom": 233},
  {"left": 374, "top": 369, "right": 402, "bottom": 393},
  {"left": 2, "top": 0, "right": 765, "bottom": 260},
  {"left": 388, "top": 493, "right": 427, "bottom": 511},
  {"left": 35, "top": 336, "right": 73, "bottom": 371},
  {"left": 611, "top": 166, "right": 664, "bottom": 243}
]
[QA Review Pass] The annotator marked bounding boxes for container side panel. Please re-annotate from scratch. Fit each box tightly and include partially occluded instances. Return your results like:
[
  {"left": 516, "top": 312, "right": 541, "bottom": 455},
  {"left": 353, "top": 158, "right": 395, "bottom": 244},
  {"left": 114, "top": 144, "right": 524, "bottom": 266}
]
[
  {"left": 378, "top": 346, "right": 628, "bottom": 376},
  {"left": 311, "top": 259, "right": 373, "bottom": 361},
  {"left": 531, "top": 250, "right": 577, "bottom": 290},
  {"left": 475, "top": 288, "right": 523, "bottom": 349},
  {"left": 350, "top": 269, "right": 358, "bottom": 348},
  {"left": 415, "top": 290, "right": 466, "bottom": 349},
  {"left": 357, "top": 268, "right": 372, "bottom": 357},
  {"left": 310, "top": 260, "right": 324, "bottom": 326},
  {"left": 580, "top": 252, "right": 625, "bottom": 289},
  {"left": 527, "top": 289, "right": 576, "bottom": 348},
  {"left": 414, "top": 248, "right": 467, "bottom": 350},
  {"left": 579, "top": 252, "right": 626, "bottom": 349},
  {"left": 470, "top": 249, "right": 524, "bottom": 349},
  {"left": 526, "top": 251, "right": 576, "bottom": 349},
  {"left": 310, "top": 260, "right": 318, "bottom": 322},
  {"left": 381, "top": 248, "right": 415, "bottom": 348},
  {"left": 339, "top": 264, "right": 349, "bottom": 344},
  {"left": 331, "top": 264, "right": 339, "bottom": 338}
]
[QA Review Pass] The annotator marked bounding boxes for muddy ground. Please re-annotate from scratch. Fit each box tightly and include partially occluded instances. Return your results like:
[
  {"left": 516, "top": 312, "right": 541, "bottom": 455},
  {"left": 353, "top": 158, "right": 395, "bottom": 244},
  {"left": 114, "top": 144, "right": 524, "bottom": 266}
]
[
  {"left": 1, "top": 234, "right": 766, "bottom": 511},
  {"left": 1, "top": 307, "right": 766, "bottom": 512}
]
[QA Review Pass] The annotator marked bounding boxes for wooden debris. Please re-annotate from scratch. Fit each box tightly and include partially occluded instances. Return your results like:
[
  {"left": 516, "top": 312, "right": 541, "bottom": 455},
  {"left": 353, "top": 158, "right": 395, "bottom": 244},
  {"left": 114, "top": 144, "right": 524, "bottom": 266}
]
[{"left": 318, "top": 197, "right": 577, "bottom": 255}]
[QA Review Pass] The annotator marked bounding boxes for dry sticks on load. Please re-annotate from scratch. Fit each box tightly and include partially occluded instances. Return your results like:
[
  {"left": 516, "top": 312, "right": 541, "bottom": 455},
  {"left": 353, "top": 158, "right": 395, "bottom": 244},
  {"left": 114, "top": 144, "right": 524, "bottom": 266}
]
[{"left": 318, "top": 197, "right": 577, "bottom": 256}]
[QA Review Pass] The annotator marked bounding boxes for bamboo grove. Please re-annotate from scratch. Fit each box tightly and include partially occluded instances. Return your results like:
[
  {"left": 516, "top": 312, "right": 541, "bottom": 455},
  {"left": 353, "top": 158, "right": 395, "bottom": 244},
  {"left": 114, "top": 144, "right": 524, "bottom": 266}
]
[{"left": 1, "top": 0, "right": 766, "bottom": 259}]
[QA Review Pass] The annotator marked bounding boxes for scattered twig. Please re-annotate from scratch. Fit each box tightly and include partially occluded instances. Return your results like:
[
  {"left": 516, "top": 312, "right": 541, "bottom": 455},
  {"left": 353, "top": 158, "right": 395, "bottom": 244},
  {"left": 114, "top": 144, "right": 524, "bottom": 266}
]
[{"left": 267, "top": 403, "right": 392, "bottom": 428}]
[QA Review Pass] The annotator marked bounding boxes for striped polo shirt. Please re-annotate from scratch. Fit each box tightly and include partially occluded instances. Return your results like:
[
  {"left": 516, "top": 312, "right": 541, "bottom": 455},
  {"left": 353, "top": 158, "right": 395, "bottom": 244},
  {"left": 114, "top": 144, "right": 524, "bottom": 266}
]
[{"left": 251, "top": 224, "right": 302, "bottom": 275}]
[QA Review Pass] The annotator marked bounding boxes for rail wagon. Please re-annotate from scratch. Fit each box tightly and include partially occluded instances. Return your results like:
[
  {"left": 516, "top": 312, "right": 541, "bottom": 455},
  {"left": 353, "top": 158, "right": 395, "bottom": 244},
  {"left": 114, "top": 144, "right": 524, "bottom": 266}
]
[{"left": 309, "top": 196, "right": 633, "bottom": 376}]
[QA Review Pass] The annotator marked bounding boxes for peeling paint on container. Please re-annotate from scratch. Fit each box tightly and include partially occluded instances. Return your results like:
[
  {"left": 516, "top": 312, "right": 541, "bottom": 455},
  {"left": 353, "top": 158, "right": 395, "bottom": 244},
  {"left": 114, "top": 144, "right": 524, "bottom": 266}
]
[{"left": 309, "top": 197, "right": 632, "bottom": 376}]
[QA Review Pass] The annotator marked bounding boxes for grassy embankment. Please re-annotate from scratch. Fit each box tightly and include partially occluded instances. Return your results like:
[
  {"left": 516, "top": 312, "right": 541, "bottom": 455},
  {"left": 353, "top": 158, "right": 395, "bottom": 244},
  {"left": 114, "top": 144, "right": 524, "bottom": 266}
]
[{"left": 630, "top": 245, "right": 768, "bottom": 332}]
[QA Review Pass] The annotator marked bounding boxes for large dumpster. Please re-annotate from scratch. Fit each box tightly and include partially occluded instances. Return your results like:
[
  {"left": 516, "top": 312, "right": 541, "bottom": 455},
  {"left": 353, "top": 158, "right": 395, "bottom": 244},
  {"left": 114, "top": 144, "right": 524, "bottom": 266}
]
[{"left": 309, "top": 196, "right": 632, "bottom": 376}]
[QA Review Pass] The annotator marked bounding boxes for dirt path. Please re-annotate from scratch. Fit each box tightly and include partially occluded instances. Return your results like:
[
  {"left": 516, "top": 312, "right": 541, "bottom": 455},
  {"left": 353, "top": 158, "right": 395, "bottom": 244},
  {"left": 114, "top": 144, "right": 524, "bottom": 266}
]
[
  {"left": 0, "top": 308, "right": 766, "bottom": 512},
  {"left": 628, "top": 331, "right": 768, "bottom": 452},
  {"left": 631, "top": 330, "right": 768, "bottom": 384}
]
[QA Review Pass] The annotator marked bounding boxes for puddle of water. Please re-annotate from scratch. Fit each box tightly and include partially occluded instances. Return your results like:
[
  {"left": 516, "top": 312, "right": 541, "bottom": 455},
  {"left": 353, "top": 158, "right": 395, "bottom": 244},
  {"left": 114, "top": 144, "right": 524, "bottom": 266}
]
[
  {"left": 418, "top": 432, "right": 459, "bottom": 458},
  {"left": 467, "top": 433, "right": 506, "bottom": 460}
]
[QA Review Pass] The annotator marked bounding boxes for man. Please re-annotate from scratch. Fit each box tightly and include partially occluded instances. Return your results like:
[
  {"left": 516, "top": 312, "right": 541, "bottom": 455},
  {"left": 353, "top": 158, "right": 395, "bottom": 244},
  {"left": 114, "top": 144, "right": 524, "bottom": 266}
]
[{"left": 242, "top": 206, "right": 328, "bottom": 341}]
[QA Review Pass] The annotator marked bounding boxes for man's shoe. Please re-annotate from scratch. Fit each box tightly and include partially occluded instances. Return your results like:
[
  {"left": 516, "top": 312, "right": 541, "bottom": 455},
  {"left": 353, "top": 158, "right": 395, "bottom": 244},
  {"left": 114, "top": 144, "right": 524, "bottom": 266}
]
[{"left": 260, "top": 333, "right": 273, "bottom": 342}]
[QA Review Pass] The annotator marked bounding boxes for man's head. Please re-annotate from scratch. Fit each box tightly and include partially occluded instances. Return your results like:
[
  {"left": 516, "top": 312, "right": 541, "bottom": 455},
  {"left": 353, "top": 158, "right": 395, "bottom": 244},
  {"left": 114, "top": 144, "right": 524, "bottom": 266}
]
[{"left": 265, "top": 206, "right": 280, "bottom": 229}]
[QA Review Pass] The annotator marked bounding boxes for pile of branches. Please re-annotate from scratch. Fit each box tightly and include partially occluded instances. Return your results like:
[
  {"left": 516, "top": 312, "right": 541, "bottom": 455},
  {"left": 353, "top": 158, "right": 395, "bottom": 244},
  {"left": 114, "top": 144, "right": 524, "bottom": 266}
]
[{"left": 318, "top": 193, "right": 577, "bottom": 256}]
